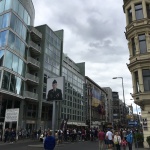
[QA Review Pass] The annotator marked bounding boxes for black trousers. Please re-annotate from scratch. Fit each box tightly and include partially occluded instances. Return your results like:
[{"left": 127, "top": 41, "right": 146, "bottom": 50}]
[
  {"left": 115, "top": 144, "right": 121, "bottom": 150},
  {"left": 128, "top": 142, "right": 132, "bottom": 150}
]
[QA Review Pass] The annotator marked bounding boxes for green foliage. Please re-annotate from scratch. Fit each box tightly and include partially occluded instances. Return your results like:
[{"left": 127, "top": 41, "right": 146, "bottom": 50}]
[
  {"left": 133, "top": 133, "right": 144, "bottom": 142},
  {"left": 146, "top": 136, "right": 150, "bottom": 147}
]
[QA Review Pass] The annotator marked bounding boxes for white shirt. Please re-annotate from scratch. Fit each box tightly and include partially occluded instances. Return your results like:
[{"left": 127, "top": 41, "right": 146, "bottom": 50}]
[{"left": 106, "top": 131, "right": 113, "bottom": 140}]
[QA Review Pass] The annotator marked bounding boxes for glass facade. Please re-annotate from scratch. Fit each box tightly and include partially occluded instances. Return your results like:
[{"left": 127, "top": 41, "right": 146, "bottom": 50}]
[
  {"left": 62, "top": 66, "right": 84, "bottom": 122},
  {"left": 0, "top": 0, "right": 31, "bottom": 25},
  {"left": 44, "top": 28, "right": 61, "bottom": 76},
  {"left": 2, "top": 71, "right": 24, "bottom": 95}
]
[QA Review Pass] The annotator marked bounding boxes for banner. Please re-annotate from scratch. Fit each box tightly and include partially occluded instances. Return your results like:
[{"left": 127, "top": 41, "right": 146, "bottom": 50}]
[{"left": 47, "top": 77, "right": 65, "bottom": 101}]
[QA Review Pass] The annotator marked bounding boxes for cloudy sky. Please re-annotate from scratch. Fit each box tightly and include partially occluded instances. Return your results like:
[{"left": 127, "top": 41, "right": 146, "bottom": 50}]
[{"left": 32, "top": 0, "right": 140, "bottom": 113}]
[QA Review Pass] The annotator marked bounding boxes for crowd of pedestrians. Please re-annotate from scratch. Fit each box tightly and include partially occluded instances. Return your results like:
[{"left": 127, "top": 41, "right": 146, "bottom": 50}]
[
  {"left": 0, "top": 128, "right": 42, "bottom": 143},
  {"left": 97, "top": 128, "right": 142, "bottom": 150}
]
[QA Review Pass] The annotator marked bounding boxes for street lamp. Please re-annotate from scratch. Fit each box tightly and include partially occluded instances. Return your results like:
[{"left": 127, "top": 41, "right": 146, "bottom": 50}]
[{"left": 112, "top": 77, "right": 126, "bottom": 123}]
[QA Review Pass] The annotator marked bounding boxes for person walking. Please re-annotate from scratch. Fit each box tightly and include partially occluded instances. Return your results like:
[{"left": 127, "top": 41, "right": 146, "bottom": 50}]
[
  {"left": 113, "top": 132, "right": 121, "bottom": 150},
  {"left": 126, "top": 130, "right": 133, "bottom": 150},
  {"left": 98, "top": 129, "right": 105, "bottom": 150},
  {"left": 106, "top": 128, "right": 113, "bottom": 150},
  {"left": 44, "top": 130, "right": 56, "bottom": 150}
]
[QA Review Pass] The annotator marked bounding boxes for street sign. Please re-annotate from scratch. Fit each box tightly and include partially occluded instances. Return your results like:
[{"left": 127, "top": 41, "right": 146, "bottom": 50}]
[{"left": 128, "top": 121, "right": 138, "bottom": 126}]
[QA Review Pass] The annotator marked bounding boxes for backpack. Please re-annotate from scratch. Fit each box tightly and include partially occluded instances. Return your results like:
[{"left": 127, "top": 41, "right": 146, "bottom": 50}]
[{"left": 126, "top": 133, "right": 132, "bottom": 143}]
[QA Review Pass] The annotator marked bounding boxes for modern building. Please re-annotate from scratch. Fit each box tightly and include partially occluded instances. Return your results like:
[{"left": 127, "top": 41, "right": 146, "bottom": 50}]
[
  {"left": 123, "top": 0, "right": 150, "bottom": 147},
  {"left": 61, "top": 54, "right": 86, "bottom": 127},
  {"left": 84, "top": 76, "right": 107, "bottom": 128},
  {"left": 103, "top": 87, "right": 113, "bottom": 123},
  {"left": 0, "top": 0, "right": 43, "bottom": 130},
  {"left": 0, "top": 0, "right": 88, "bottom": 131}
]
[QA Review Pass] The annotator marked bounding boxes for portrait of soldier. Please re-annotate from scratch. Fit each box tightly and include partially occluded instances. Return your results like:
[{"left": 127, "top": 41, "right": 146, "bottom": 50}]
[{"left": 47, "top": 79, "right": 62, "bottom": 101}]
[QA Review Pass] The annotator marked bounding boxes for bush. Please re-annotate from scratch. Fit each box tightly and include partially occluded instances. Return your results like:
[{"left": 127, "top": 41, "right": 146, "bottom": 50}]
[
  {"left": 146, "top": 136, "right": 150, "bottom": 147},
  {"left": 134, "top": 133, "right": 144, "bottom": 142}
]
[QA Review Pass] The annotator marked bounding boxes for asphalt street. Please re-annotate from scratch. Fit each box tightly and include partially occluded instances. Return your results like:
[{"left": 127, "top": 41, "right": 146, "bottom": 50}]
[{"left": 0, "top": 140, "right": 148, "bottom": 150}]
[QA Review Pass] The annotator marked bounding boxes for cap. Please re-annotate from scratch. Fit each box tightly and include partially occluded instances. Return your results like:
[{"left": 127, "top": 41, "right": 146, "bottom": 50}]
[{"left": 52, "top": 80, "right": 57, "bottom": 84}]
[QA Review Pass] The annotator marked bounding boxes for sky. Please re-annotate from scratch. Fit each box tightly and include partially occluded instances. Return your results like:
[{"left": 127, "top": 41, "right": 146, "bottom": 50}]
[{"left": 32, "top": 0, "right": 140, "bottom": 113}]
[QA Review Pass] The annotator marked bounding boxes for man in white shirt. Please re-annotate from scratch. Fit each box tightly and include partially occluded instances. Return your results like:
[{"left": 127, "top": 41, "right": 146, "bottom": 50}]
[{"left": 106, "top": 128, "right": 113, "bottom": 149}]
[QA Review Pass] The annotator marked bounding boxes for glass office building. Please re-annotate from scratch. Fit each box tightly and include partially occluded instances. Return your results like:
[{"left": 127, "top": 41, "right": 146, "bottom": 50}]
[
  {"left": 0, "top": 0, "right": 42, "bottom": 130},
  {"left": 62, "top": 54, "right": 85, "bottom": 126}
]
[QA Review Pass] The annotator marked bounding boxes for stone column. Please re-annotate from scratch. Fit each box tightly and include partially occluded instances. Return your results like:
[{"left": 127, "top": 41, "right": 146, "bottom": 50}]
[
  {"left": 135, "top": 34, "right": 140, "bottom": 54},
  {"left": 131, "top": 3, "right": 136, "bottom": 21},
  {"left": 142, "top": 0, "right": 147, "bottom": 18},
  {"left": 146, "top": 32, "right": 150, "bottom": 52},
  {"left": 138, "top": 69, "right": 144, "bottom": 92},
  {"left": 131, "top": 72, "right": 136, "bottom": 94},
  {"left": 128, "top": 39, "right": 132, "bottom": 57}
]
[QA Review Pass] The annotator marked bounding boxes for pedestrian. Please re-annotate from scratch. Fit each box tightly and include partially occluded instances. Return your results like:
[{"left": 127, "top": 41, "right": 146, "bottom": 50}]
[
  {"left": 121, "top": 137, "right": 128, "bottom": 150},
  {"left": 113, "top": 131, "right": 121, "bottom": 150},
  {"left": 44, "top": 130, "right": 56, "bottom": 150},
  {"left": 105, "top": 128, "right": 113, "bottom": 149},
  {"left": 126, "top": 130, "right": 133, "bottom": 150},
  {"left": 98, "top": 129, "right": 105, "bottom": 150}
]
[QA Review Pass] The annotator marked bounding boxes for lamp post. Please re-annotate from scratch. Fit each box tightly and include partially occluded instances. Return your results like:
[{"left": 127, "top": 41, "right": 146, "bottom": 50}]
[{"left": 112, "top": 77, "right": 126, "bottom": 124}]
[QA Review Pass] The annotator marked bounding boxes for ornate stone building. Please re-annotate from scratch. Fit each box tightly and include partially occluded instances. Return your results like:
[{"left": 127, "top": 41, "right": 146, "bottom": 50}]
[{"left": 123, "top": 0, "right": 150, "bottom": 148}]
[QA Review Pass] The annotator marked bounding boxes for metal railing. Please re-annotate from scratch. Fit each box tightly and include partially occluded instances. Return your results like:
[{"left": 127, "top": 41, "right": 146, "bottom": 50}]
[
  {"left": 29, "top": 26, "right": 42, "bottom": 39},
  {"left": 27, "top": 57, "right": 40, "bottom": 68},
  {"left": 23, "top": 91, "right": 38, "bottom": 100},
  {"left": 29, "top": 41, "right": 41, "bottom": 53},
  {"left": 25, "top": 73, "right": 39, "bottom": 83}
]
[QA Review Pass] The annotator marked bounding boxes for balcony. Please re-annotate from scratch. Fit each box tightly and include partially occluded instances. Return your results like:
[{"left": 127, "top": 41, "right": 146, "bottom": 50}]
[
  {"left": 29, "top": 41, "right": 41, "bottom": 55},
  {"left": 25, "top": 73, "right": 39, "bottom": 85},
  {"left": 23, "top": 91, "right": 38, "bottom": 101},
  {"left": 29, "top": 26, "right": 42, "bottom": 42},
  {"left": 27, "top": 56, "right": 40, "bottom": 70}
]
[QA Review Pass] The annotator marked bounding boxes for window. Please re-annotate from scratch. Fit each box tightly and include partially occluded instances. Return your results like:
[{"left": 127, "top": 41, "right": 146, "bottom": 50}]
[
  {"left": 135, "top": 3, "right": 144, "bottom": 20},
  {"left": 146, "top": 3, "right": 150, "bottom": 19},
  {"left": 4, "top": 50, "right": 12, "bottom": 69},
  {"left": 142, "top": 69, "right": 150, "bottom": 91},
  {"left": 10, "top": 74, "right": 16, "bottom": 92},
  {"left": 0, "top": 0, "right": 5, "bottom": 14},
  {"left": 44, "top": 74, "right": 47, "bottom": 83},
  {"left": 138, "top": 34, "right": 147, "bottom": 54},
  {"left": 128, "top": 7, "right": 132, "bottom": 24},
  {"left": 132, "top": 38, "right": 136, "bottom": 56},
  {"left": 1, "top": 13, "right": 10, "bottom": 28},
  {"left": 2, "top": 71, "right": 10, "bottom": 90},
  {"left": 0, "top": 50, "right": 4, "bottom": 66},
  {"left": 135, "top": 71, "right": 139, "bottom": 93},
  {"left": 43, "top": 86, "right": 46, "bottom": 99},
  {"left": 0, "top": 30, "right": 7, "bottom": 47}
]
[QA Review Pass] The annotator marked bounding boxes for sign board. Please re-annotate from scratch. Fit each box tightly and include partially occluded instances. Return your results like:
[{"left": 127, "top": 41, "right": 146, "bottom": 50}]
[
  {"left": 5, "top": 108, "right": 19, "bottom": 122},
  {"left": 128, "top": 121, "right": 138, "bottom": 126}
]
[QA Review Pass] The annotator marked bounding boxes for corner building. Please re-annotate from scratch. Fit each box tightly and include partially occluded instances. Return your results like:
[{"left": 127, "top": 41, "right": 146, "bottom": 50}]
[
  {"left": 123, "top": 0, "right": 150, "bottom": 148},
  {"left": 0, "top": 0, "right": 43, "bottom": 130}
]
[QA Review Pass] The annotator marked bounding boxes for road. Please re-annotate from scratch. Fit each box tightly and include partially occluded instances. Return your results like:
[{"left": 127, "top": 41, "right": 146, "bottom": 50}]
[{"left": 0, "top": 140, "right": 148, "bottom": 150}]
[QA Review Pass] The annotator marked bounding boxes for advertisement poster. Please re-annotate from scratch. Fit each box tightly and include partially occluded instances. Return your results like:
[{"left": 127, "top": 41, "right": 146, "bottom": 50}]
[{"left": 47, "top": 77, "right": 65, "bottom": 101}]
